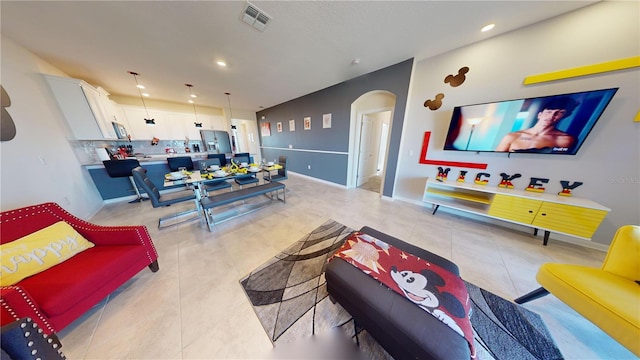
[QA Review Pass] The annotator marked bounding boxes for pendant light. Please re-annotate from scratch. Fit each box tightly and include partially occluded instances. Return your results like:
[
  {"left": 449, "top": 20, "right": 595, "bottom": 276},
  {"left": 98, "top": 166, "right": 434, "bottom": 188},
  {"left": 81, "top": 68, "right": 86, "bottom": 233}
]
[
  {"left": 128, "top": 71, "right": 155, "bottom": 125},
  {"left": 225, "top": 92, "right": 234, "bottom": 120},
  {"left": 186, "top": 84, "right": 202, "bottom": 128},
  {"left": 226, "top": 92, "right": 238, "bottom": 153}
]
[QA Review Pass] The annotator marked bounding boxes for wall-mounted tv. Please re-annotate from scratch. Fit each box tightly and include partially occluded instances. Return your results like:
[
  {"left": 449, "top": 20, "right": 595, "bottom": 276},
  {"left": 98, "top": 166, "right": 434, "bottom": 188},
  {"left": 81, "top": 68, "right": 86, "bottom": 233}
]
[{"left": 443, "top": 88, "right": 618, "bottom": 155}]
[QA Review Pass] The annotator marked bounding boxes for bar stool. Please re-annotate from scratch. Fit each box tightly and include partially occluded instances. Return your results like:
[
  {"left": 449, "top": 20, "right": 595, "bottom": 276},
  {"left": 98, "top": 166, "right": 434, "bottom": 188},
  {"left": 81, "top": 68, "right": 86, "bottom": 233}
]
[{"left": 103, "top": 159, "right": 148, "bottom": 203}]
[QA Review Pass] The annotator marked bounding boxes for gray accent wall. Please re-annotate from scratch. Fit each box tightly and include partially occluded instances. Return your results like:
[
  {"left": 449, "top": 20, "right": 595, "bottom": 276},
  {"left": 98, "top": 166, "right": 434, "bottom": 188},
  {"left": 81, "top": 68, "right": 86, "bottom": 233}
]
[{"left": 257, "top": 59, "right": 413, "bottom": 196}]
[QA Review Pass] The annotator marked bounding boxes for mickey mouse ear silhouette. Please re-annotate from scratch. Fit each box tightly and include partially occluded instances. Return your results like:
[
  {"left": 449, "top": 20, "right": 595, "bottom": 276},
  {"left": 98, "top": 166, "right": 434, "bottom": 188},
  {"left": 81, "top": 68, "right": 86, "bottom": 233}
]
[
  {"left": 1, "top": 85, "right": 16, "bottom": 141},
  {"left": 424, "top": 93, "right": 445, "bottom": 111},
  {"left": 444, "top": 66, "right": 470, "bottom": 87}
]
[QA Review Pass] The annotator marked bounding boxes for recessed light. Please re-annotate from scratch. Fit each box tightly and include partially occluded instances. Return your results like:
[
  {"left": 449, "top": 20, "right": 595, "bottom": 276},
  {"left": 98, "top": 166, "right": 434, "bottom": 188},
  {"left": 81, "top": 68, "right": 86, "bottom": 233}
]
[
  {"left": 136, "top": 84, "right": 145, "bottom": 89},
  {"left": 217, "top": 61, "right": 227, "bottom": 67},
  {"left": 190, "top": 94, "right": 197, "bottom": 98},
  {"left": 188, "top": 100, "right": 194, "bottom": 104},
  {"left": 481, "top": 23, "right": 495, "bottom": 32},
  {"left": 142, "top": 93, "right": 150, "bottom": 97}
]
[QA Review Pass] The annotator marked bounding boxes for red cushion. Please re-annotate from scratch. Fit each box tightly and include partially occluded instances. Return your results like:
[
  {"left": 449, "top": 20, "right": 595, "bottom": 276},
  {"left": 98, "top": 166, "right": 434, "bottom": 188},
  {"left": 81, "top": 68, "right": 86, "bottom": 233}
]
[{"left": 17, "top": 245, "right": 147, "bottom": 317}]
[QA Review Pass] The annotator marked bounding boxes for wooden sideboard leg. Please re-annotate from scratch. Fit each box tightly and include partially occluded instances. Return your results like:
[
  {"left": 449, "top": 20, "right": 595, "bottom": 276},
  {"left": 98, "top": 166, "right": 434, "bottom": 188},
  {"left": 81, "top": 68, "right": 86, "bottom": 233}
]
[{"left": 543, "top": 231, "right": 550, "bottom": 246}]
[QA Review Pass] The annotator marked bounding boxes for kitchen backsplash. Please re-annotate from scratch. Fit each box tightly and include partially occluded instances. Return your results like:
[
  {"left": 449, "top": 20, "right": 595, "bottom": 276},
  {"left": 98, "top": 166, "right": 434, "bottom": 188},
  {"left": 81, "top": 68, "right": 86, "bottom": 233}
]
[{"left": 74, "top": 139, "right": 206, "bottom": 164}]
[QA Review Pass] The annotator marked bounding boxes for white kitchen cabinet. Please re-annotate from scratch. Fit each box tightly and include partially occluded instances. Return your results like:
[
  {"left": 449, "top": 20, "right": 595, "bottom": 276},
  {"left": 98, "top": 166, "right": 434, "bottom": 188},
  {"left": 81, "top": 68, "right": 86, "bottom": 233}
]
[
  {"left": 122, "top": 106, "right": 169, "bottom": 140},
  {"left": 164, "top": 111, "right": 197, "bottom": 140},
  {"left": 122, "top": 105, "right": 227, "bottom": 140},
  {"left": 44, "top": 75, "right": 117, "bottom": 139}
]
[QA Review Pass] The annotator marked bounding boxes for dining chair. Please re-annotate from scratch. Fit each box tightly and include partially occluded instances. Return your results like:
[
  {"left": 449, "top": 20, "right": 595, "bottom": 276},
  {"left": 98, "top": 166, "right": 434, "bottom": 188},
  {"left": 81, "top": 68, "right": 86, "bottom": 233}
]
[
  {"left": 206, "top": 153, "right": 227, "bottom": 167},
  {"left": 197, "top": 159, "right": 232, "bottom": 193},
  {"left": 198, "top": 158, "right": 221, "bottom": 170},
  {"left": 232, "top": 153, "right": 251, "bottom": 166},
  {"left": 102, "top": 159, "right": 148, "bottom": 203},
  {"left": 131, "top": 166, "right": 200, "bottom": 228},
  {"left": 234, "top": 175, "right": 259, "bottom": 188},
  {"left": 264, "top": 155, "right": 288, "bottom": 182},
  {"left": 167, "top": 156, "right": 194, "bottom": 171}
]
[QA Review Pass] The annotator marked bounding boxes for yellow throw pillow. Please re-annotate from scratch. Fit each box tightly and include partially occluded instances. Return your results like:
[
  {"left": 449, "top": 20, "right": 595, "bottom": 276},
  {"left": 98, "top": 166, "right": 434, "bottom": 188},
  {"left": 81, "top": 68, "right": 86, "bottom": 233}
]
[{"left": 0, "top": 221, "right": 95, "bottom": 286}]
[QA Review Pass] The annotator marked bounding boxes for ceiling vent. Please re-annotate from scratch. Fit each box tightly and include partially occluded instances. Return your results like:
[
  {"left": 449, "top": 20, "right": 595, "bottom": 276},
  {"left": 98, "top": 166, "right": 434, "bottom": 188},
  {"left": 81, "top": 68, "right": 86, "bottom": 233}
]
[{"left": 241, "top": 2, "right": 271, "bottom": 31}]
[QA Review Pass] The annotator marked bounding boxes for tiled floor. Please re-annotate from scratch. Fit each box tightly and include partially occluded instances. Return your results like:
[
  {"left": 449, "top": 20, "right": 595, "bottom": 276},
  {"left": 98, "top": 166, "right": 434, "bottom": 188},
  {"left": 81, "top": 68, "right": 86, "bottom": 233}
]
[
  {"left": 358, "top": 175, "right": 381, "bottom": 193},
  {"left": 58, "top": 174, "right": 635, "bottom": 359}
]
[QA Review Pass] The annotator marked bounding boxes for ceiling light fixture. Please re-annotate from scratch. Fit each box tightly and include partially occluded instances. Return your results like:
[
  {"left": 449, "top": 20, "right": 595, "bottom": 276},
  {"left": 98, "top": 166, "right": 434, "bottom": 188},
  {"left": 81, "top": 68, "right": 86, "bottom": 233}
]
[
  {"left": 185, "top": 84, "right": 201, "bottom": 128},
  {"left": 128, "top": 71, "right": 155, "bottom": 126},
  {"left": 216, "top": 61, "right": 227, "bottom": 67},
  {"left": 481, "top": 23, "right": 495, "bottom": 32}
]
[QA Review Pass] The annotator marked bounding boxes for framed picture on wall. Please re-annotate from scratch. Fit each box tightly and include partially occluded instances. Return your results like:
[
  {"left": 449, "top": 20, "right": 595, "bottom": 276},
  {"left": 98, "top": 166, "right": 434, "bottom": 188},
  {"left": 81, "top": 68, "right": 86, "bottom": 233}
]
[
  {"left": 289, "top": 119, "right": 295, "bottom": 131},
  {"left": 323, "top": 113, "right": 332, "bottom": 128},
  {"left": 304, "top": 117, "right": 311, "bottom": 130},
  {"left": 261, "top": 122, "right": 271, "bottom": 137},
  {"left": 277, "top": 122, "right": 283, "bottom": 132}
]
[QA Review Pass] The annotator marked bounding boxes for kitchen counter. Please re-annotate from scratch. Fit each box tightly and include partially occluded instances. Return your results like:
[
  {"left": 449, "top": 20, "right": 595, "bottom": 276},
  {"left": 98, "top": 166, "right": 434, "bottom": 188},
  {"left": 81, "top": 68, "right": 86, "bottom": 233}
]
[
  {"left": 84, "top": 152, "right": 215, "bottom": 168},
  {"left": 83, "top": 152, "right": 250, "bottom": 201}
]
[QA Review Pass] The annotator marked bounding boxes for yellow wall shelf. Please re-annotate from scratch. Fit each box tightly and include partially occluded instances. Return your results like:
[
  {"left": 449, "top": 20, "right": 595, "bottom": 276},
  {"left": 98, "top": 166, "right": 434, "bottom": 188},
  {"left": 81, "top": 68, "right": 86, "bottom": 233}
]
[{"left": 523, "top": 56, "right": 640, "bottom": 85}]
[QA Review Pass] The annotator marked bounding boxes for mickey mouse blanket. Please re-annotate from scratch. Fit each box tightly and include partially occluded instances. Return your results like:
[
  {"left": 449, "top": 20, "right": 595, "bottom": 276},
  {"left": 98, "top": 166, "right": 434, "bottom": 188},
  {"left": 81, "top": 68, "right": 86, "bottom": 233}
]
[{"left": 329, "top": 231, "right": 475, "bottom": 358}]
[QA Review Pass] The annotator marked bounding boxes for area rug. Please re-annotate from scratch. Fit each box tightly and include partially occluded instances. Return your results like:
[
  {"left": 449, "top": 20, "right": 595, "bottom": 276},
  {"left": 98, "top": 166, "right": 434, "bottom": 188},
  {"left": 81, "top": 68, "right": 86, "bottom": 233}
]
[{"left": 240, "top": 220, "right": 563, "bottom": 360}]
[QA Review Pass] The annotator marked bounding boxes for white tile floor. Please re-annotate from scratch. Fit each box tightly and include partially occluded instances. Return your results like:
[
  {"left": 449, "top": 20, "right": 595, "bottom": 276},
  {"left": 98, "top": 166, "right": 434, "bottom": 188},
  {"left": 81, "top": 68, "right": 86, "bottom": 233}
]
[{"left": 58, "top": 174, "right": 635, "bottom": 359}]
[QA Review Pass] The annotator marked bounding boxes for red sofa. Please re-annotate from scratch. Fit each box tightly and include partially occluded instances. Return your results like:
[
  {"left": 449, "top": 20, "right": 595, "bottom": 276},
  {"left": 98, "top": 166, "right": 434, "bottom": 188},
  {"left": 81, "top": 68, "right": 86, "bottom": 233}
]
[{"left": 0, "top": 202, "right": 159, "bottom": 335}]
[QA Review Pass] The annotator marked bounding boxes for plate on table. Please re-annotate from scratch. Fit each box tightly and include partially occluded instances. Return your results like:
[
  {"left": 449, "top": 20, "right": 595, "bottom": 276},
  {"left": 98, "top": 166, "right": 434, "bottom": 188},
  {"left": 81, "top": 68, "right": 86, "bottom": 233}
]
[
  {"left": 213, "top": 172, "right": 229, "bottom": 178},
  {"left": 166, "top": 174, "right": 186, "bottom": 181},
  {"left": 248, "top": 168, "right": 261, "bottom": 173}
]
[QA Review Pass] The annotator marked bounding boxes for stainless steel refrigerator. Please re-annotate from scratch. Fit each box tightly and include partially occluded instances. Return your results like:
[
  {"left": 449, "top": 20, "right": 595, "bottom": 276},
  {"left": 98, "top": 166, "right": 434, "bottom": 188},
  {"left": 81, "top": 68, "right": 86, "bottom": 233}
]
[{"left": 200, "top": 130, "right": 232, "bottom": 155}]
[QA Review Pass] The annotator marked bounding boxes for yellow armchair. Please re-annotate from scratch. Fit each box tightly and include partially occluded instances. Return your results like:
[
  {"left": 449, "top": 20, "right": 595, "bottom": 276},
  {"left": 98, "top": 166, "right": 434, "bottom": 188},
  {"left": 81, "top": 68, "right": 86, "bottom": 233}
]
[{"left": 515, "top": 225, "right": 640, "bottom": 356}]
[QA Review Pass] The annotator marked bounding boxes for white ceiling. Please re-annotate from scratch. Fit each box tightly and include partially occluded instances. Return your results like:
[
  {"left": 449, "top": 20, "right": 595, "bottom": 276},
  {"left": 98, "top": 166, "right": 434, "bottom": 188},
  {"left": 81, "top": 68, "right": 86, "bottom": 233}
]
[{"left": 1, "top": 1, "right": 598, "bottom": 112}]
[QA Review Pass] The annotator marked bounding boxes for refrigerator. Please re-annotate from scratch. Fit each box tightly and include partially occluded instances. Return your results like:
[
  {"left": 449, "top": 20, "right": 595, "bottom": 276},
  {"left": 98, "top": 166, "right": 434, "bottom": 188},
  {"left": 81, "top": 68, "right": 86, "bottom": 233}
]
[{"left": 200, "top": 130, "right": 232, "bottom": 155}]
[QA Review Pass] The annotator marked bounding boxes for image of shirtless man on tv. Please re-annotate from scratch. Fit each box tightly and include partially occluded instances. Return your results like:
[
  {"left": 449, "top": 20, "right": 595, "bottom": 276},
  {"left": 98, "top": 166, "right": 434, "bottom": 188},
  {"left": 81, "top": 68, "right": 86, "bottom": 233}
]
[{"left": 496, "top": 97, "right": 579, "bottom": 153}]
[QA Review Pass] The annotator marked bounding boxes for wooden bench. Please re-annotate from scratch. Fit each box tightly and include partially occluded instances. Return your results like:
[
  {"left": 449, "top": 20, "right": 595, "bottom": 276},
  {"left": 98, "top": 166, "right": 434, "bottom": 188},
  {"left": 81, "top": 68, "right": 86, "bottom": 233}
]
[{"left": 200, "top": 182, "right": 286, "bottom": 231}]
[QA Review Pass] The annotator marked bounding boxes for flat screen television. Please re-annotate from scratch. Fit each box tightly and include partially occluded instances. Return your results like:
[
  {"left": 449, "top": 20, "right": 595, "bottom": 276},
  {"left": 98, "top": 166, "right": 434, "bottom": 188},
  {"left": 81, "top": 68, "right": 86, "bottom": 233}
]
[{"left": 443, "top": 88, "right": 618, "bottom": 155}]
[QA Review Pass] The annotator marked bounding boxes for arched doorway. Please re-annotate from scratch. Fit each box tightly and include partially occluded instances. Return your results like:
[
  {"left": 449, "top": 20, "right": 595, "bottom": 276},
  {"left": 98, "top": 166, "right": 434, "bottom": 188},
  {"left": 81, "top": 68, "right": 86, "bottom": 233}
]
[{"left": 347, "top": 91, "right": 396, "bottom": 193}]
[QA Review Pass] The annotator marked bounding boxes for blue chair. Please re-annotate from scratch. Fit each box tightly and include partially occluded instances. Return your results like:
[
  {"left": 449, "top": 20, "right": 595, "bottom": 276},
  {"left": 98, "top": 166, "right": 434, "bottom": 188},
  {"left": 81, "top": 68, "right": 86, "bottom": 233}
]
[
  {"left": 232, "top": 153, "right": 250, "bottom": 166},
  {"left": 131, "top": 167, "right": 199, "bottom": 228},
  {"left": 167, "top": 156, "right": 194, "bottom": 171},
  {"left": 206, "top": 153, "right": 227, "bottom": 167},
  {"left": 234, "top": 175, "right": 259, "bottom": 188},
  {"left": 264, "top": 156, "right": 288, "bottom": 182},
  {"left": 197, "top": 158, "right": 221, "bottom": 170},
  {"left": 198, "top": 159, "right": 232, "bottom": 193},
  {"left": 231, "top": 153, "right": 258, "bottom": 188}
]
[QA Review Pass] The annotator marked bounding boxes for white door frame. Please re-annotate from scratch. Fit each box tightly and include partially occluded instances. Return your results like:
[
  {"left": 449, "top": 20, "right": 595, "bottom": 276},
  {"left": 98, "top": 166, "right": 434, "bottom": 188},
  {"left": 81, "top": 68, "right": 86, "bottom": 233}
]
[
  {"left": 231, "top": 118, "right": 261, "bottom": 163},
  {"left": 347, "top": 103, "right": 395, "bottom": 189}
]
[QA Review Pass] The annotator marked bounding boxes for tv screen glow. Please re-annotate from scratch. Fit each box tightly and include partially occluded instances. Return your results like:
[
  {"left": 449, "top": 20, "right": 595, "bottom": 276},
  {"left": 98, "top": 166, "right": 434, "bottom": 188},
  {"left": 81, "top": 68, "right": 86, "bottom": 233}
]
[{"left": 443, "top": 88, "right": 618, "bottom": 155}]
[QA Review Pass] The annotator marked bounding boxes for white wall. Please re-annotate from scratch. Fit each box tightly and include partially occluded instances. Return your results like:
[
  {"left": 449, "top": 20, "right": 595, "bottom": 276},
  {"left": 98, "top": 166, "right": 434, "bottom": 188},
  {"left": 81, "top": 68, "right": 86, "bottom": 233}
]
[
  {"left": 395, "top": 1, "right": 639, "bottom": 245},
  {"left": 0, "top": 36, "right": 104, "bottom": 217}
]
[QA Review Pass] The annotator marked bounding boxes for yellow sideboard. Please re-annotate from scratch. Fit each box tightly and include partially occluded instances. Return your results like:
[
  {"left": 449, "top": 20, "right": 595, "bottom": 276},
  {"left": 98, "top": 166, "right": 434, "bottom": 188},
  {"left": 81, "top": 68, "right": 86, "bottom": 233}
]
[{"left": 423, "top": 178, "right": 610, "bottom": 245}]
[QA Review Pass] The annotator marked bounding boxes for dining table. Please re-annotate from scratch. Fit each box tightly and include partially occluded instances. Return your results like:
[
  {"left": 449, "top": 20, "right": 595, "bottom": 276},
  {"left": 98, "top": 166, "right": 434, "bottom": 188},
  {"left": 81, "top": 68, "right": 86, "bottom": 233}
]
[{"left": 163, "top": 167, "right": 265, "bottom": 212}]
